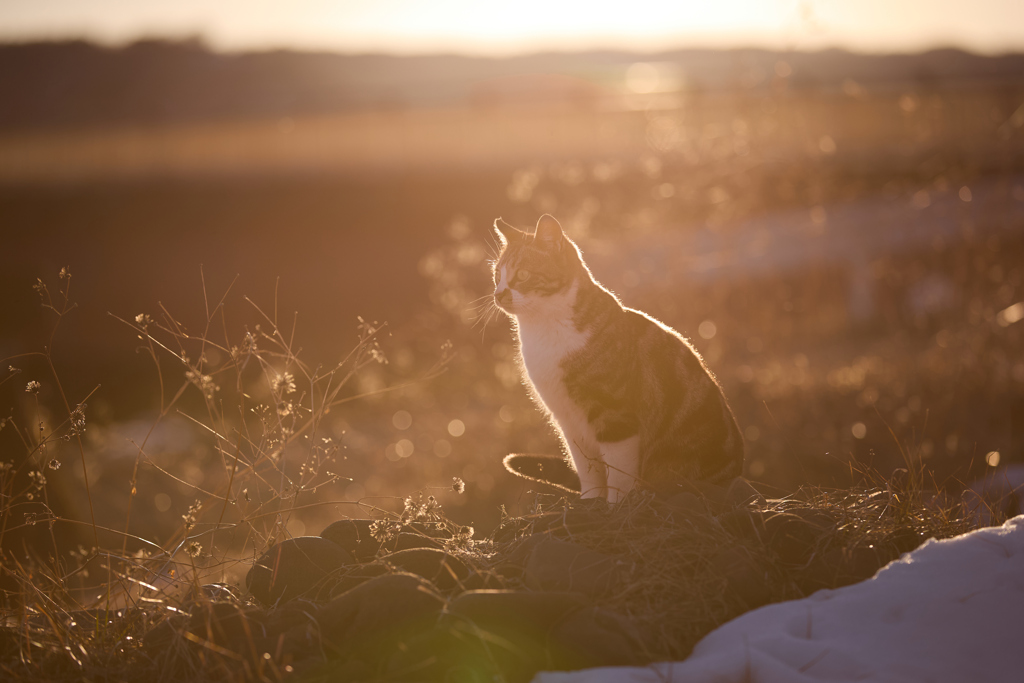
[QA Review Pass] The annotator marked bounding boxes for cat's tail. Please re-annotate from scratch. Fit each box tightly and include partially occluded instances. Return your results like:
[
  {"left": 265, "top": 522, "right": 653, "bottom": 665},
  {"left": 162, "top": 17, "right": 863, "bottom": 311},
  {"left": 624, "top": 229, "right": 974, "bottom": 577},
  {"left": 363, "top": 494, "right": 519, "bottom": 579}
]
[{"left": 503, "top": 453, "right": 581, "bottom": 495}]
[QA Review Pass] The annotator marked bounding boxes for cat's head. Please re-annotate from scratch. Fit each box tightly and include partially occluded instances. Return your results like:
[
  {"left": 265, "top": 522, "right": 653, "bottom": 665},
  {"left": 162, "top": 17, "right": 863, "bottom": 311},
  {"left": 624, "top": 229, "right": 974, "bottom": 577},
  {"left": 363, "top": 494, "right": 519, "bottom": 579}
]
[{"left": 491, "top": 214, "right": 582, "bottom": 316}]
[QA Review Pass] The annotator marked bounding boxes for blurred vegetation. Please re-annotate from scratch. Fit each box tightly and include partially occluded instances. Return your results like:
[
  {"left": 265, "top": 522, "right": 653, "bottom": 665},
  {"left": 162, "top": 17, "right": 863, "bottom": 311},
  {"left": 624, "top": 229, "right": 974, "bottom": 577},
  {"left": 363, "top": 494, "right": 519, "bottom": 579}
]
[{"left": 0, "top": 43, "right": 1023, "bottom": 623}]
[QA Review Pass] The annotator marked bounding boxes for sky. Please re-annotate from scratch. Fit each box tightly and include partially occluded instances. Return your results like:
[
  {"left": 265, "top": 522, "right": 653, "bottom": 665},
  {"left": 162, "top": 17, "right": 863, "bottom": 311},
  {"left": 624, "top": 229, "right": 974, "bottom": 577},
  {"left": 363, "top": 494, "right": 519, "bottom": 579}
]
[{"left": 0, "top": 0, "right": 1022, "bottom": 55}]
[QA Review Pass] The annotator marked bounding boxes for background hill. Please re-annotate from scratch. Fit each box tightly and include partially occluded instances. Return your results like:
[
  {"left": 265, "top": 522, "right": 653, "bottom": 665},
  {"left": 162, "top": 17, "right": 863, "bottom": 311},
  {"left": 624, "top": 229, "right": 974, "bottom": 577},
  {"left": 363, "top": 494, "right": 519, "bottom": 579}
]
[{"left": 3, "top": 40, "right": 1024, "bottom": 130}]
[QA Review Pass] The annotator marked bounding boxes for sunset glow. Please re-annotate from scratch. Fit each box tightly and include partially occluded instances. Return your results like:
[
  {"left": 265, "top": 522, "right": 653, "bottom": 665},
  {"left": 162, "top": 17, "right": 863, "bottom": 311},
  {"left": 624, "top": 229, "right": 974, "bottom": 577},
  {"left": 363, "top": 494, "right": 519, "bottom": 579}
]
[{"left": 1, "top": 0, "right": 1022, "bottom": 54}]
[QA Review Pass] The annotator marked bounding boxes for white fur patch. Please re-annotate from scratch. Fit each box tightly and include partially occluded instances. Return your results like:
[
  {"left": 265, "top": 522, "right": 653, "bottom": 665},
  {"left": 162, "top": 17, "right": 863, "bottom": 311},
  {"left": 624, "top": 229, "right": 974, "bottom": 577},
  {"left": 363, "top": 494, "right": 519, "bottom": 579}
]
[
  {"left": 602, "top": 435, "right": 641, "bottom": 503},
  {"left": 496, "top": 265, "right": 509, "bottom": 296},
  {"left": 512, "top": 280, "right": 606, "bottom": 490}
]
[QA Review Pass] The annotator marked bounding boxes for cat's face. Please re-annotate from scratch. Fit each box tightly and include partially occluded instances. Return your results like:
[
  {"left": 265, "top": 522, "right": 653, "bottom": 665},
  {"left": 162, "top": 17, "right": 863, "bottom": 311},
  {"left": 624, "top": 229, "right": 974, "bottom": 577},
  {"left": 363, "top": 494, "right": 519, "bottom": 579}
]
[{"left": 492, "top": 214, "right": 580, "bottom": 316}]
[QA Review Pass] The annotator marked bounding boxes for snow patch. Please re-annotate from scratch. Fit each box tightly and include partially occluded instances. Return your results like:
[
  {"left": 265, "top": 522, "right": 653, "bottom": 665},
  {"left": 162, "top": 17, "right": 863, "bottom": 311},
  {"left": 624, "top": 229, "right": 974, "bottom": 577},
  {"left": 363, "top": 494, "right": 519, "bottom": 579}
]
[{"left": 534, "top": 515, "right": 1024, "bottom": 683}]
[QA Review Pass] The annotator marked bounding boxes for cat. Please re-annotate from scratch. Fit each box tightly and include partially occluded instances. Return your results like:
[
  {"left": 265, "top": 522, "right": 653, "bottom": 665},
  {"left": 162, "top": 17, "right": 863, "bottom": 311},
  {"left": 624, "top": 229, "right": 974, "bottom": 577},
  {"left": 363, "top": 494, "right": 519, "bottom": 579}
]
[{"left": 492, "top": 214, "right": 743, "bottom": 502}]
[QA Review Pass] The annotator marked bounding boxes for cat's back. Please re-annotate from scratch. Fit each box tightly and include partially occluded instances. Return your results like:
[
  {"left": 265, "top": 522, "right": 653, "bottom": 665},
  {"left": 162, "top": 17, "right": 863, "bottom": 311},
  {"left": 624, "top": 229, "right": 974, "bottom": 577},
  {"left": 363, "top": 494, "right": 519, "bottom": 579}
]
[
  {"left": 611, "top": 306, "right": 744, "bottom": 484},
  {"left": 627, "top": 307, "right": 710, "bottom": 376},
  {"left": 581, "top": 303, "right": 697, "bottom": 366}
]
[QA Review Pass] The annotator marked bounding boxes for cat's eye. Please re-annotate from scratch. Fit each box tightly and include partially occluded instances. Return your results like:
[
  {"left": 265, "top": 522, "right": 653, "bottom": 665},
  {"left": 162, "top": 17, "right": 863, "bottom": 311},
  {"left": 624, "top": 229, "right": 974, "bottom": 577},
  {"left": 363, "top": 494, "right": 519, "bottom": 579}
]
[{"left": 517, "top": 270, "right": 531, "bottom": 282}]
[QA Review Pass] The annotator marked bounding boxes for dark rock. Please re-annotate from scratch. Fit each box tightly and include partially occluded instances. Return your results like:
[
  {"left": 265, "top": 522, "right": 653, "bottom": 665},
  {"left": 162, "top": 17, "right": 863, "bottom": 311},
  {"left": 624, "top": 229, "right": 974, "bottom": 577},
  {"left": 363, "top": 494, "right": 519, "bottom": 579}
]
[
  {"left": 264, "top": 598, "right": 320, "bottom": 635},
  {"left": 407, "top": 521, "right": 454, "bottom": 539},
  {"left": 440, "top": 590, "right": 591, "bottom": 683},
  {"left": 298, "top": 658, "right": 375, "bottom": 683},
  {"left": 327, "top": 562, "right": 390, "bottom": 598},
  {"left": 196, "top": 582, "right": 242, "bottom": 603},
  {"left": 385, "top": 548, "right": 471, "bottom": 591},
  {"left": 322, "top": 519, "right": 452, "bottom": 557},
  {"left": 148, "top": 605, "right": 277, "bottom": 667},
  {"left": 392, "top": 532, "right": 443, "bottom": 551},
  {"left": 548, "top": 606, "right": 645, "bottom": 670},
  {"left": 246, "top": 536, "right": 353, "bottom": 606},
  {"left": 384, "top": 621, "right": 500, "bottom": 683},
  {"left": 392, "top": 591, "right": 641, "bottom": 682},
  {"left": 142, "top": 615, "right": 188, "bottom": 653},
  {"left": 186, "top": 601, "right": 268, "bottom": 655},
  {"left": 315, "top": 573, "right": 444, "bottom": 663},
  {"left": 495, "top": 562, "right": 525, "bottom": 582},
  {"left": 461, "top": 569, "right": 509, "bottom": 591},
  {"left": 260, "top": 599, "right": 323, "bottom": 662},
  {"left": 523, "top": 536, "right": 622, "bottom": 595},
  {"left": 447, "top": 589, "right": 588, "bottom": 630},
  {"left": 320, "top": 519, "right": 382, "bottom": 561}
]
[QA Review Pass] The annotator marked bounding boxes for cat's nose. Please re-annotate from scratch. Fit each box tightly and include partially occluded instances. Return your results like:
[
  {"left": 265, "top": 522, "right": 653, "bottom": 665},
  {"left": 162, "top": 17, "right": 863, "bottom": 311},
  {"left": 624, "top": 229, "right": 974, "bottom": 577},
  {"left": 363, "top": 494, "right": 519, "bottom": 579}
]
[{"left": 495, "top": 289, "right": 512, "bottom": 307}]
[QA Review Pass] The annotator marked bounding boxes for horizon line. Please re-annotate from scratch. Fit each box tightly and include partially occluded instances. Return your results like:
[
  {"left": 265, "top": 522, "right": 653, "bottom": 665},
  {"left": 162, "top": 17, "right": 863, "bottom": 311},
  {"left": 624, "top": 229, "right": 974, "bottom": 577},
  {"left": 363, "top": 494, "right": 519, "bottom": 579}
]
[{"left": 3, "top": 34, "right": 1024, "bottom": 60}]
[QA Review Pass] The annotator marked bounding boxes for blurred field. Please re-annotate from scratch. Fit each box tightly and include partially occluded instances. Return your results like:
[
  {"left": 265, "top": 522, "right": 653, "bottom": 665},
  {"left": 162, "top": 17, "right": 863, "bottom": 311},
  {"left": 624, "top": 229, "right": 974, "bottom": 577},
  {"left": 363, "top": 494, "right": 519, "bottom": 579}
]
[
  {"left": 2, "top": 44, "right": 1024, "bottom": 591},
  {"left": 0, "top": 84, "right": 1020, "bottom": 180}
]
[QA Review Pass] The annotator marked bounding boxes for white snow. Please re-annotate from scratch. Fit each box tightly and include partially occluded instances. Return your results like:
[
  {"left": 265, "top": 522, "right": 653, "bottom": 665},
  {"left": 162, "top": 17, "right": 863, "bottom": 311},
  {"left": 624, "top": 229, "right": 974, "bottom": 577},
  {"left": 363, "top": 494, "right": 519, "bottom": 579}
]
[{"left": 534, "top": 515, "right": 1024, "bottom": 683}]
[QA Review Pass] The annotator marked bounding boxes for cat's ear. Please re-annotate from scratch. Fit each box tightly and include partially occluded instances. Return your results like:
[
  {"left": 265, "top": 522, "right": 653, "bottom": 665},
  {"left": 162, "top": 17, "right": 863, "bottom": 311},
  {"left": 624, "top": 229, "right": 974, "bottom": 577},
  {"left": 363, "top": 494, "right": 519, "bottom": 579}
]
[
  {"left": 534, "top": 214, "right": 564, "bottom": 249},
  {"left": 493, "top": 217, "right": 524, "bottom": 246}
]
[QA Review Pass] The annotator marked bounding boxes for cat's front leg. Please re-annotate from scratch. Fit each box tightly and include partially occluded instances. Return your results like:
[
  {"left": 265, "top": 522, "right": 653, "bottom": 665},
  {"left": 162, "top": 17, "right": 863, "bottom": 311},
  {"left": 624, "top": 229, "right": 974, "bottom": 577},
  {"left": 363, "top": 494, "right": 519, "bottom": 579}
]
[
  {"left": 566, "top": 439, "right": 607, "bottom": 499},
  {"left": 601, "top": 436, "right": 641, "bottom": 503}
]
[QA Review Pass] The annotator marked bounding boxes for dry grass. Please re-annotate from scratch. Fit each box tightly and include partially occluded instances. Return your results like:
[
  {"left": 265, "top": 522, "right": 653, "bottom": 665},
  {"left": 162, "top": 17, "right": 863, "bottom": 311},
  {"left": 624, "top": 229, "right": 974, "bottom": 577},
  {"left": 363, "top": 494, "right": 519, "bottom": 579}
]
[
  {"left": 0, "top": 267, "right": 453, "bottom": 681},
  {"left": 0, "top": 267, "right": 997, "bottom": 682},
  {"left": 483, "top": 467, "right": 983, "bottom": 664}
]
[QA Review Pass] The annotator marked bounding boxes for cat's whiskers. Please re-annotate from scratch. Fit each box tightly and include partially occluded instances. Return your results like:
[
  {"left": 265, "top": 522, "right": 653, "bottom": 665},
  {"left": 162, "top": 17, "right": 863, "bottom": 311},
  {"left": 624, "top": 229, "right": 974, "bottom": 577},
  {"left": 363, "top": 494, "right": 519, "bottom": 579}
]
[
  {"left": 468, "top": 298, "right": 499, "bottom": 318},
  {"left": 465, "top": 295, "right": 497, "bottom": 314},
  {"left": 468, "top": 296, "right": 503, "bottom": 340}
]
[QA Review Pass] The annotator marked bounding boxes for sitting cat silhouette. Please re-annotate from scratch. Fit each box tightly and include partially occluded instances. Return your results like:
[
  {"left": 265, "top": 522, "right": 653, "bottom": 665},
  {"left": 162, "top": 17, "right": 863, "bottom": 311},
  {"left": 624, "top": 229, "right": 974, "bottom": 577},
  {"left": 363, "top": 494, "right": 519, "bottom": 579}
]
[{"left": 494, "top": 214, "right": 743, "bottom": 502}]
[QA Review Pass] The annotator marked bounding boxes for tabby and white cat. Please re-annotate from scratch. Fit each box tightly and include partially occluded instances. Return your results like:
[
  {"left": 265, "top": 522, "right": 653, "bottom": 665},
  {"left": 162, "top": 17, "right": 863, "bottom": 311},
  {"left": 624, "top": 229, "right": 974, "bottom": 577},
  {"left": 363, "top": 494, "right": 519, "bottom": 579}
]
[{"left": 493, "top": 214, "right": 743, "bottom": 502}]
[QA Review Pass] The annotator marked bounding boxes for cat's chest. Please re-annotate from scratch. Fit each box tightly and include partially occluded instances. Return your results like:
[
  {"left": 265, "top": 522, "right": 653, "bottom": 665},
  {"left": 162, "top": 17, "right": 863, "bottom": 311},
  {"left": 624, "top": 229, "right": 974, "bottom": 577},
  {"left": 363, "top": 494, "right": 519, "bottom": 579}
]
[{"left": 516, "top": 320, "right": 589, "bottom": 414}]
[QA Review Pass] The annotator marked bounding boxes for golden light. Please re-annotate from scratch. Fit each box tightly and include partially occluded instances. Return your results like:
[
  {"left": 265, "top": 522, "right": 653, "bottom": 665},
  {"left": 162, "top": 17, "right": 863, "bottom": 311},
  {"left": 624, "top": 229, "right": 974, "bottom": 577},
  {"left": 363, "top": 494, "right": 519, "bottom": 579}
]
[
  {"left": 698, "top": 320, "right": 718, "bottom": 340},
  {"left": 448, "top": 419, "right": 466, "bottom": 437},
  {"left": 0, "top": 0, "right": 1022, "bottom": 54},
  {"left": 997, "top": 303, "right": 1024, "bottom": 327},
  {"left": 392, "top": 409, "right": 413, "bottom": 430}
]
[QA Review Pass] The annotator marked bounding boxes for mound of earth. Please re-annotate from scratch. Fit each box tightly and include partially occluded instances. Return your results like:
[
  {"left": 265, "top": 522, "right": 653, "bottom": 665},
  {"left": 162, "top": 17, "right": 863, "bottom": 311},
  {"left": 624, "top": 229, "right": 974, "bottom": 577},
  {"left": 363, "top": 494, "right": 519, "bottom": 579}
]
[{"left": 128, "top": 477, "right": 968, "bottom": 682}]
